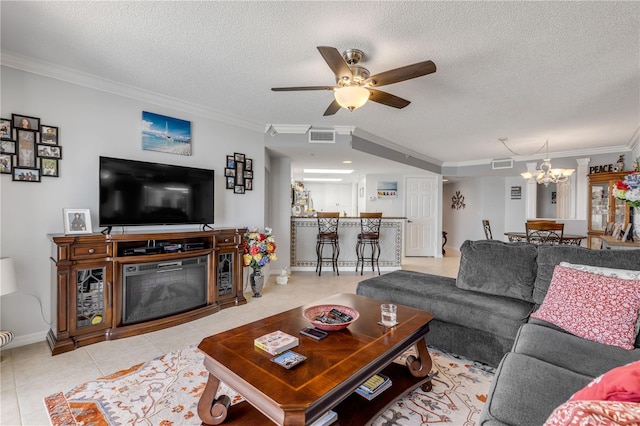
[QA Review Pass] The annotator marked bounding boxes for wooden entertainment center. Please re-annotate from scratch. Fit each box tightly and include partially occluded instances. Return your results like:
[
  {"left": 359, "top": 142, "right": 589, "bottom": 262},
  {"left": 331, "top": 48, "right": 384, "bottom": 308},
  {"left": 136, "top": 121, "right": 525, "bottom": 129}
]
[{"left": 47, "top": 228, "right": 247, "bottom": 355}]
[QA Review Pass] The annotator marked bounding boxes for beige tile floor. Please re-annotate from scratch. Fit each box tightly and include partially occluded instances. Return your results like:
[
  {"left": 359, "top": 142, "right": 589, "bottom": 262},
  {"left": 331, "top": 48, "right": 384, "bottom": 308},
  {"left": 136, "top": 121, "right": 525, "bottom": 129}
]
[{"left": 0, "top": 253, "right": 460, "bottom": 426}]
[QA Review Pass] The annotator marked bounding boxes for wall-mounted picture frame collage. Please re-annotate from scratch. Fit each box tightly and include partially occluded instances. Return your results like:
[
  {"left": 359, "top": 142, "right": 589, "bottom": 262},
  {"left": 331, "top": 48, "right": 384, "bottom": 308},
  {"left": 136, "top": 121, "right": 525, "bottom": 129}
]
[
  {"left": 225, "top": 152, "right": 253, "bottom": 194},
  {"left": 1, "top": 114, "right": 61, "bottom": 180}
]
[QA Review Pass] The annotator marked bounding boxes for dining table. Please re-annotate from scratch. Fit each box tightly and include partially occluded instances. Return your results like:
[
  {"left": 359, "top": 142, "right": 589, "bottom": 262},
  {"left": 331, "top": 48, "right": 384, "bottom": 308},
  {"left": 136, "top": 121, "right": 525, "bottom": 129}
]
[{"left": 504, "top": 232, "right": 587, "bottom": 246}]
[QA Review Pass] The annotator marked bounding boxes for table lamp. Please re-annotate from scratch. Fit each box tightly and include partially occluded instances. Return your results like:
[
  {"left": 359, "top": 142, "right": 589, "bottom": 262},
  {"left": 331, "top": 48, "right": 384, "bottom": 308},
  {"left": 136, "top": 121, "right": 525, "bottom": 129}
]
[{"left": 0, "top": 257, "right": 18, "bottom": 349}]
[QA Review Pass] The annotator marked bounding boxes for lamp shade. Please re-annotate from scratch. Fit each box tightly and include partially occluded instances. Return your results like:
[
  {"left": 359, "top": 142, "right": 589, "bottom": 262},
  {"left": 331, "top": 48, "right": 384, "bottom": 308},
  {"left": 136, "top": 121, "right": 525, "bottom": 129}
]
[
  {"left": 0, "top": 257, "right": 18, "bottom": 296},
  {"left": 334, "top": 86, "right": 370, "bottom": 111}
]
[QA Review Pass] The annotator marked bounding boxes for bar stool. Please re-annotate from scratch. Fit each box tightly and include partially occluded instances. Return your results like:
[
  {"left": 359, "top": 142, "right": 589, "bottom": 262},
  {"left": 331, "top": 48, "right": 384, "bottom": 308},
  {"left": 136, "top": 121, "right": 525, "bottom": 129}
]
[
  {"left": 316, "top": 212, "right": 340, "bottom": 276},
  {"left": 356, "top": 212, "right": 382, "bottom": 275}
]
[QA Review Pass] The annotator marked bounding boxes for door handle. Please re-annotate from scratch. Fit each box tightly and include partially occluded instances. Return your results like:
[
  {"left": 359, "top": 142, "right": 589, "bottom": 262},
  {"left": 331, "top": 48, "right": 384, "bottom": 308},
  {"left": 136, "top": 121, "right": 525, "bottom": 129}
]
[{"left": 407, "top": 220, "right": 413, "bottom": 223}]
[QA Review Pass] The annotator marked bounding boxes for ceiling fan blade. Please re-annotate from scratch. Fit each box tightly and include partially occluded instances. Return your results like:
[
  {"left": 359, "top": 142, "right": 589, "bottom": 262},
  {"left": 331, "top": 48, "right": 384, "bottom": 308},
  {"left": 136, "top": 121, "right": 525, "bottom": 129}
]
[
  {"left": 271, "top": 86, "right": 335, "bottom": 91},
  {"left": 365, "top": 60, "right": 436, "bottom": 87},
  {"left": 317, "top": 46, "right": 352, "bottom": 80},
  {"left": 323, "top": 99, "right": 341, "bottom": 116},
  {"left": 368, "top": 89, "right": 411, "bottom": 109}
]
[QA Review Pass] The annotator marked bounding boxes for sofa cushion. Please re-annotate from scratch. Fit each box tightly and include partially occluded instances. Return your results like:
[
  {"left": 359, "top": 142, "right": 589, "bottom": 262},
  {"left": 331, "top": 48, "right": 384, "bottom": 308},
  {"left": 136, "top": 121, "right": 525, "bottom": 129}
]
[
  {"left": 456, "top": 240, "right": 538, "bottom": 303},
  {"left": 515, "top": 321, "right": 640, "bottom": 378},
  {"left": 531, "top": 265, "right": 640, "bottom": 350},
  {"left": 570, "top": 360, "right": 640, "bottom": 402},
  {"left": 533, "top": 245, "right": 640, "bottom": 305},
  {"left": 356, "top": 270, "right": 533, "bottom": 340},
  {"left": 480, "top": 352, "right": 592, "bottom": 426},
  {"left": 543, "top": 400, "right": 640, "bottom": 426}
]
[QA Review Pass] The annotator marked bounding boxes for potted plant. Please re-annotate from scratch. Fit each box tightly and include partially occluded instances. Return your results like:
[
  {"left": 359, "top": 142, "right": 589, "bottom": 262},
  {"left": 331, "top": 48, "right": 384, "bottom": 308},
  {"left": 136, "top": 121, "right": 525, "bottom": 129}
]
[{"left": 242, "top": 228, "right": 277, "bottom": 297}]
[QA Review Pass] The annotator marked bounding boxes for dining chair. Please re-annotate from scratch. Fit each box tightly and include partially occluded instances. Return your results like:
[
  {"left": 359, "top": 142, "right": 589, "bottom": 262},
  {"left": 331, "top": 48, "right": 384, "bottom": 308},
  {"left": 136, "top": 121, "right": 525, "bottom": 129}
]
[
  {"left": 482, "top": 220, "right": 493, "bottom": 240},
  {"left": 315, "top": 212, "right": 340, "bottom": 276},
  {"left": 525, "top": 222, "right": 564, "bottom": 245}
]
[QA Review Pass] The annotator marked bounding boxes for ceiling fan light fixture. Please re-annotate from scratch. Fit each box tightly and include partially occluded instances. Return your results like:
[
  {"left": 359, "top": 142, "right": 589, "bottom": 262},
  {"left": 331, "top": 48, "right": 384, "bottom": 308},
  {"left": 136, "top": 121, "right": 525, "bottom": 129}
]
[{"left": 334, "top": 86, "right": 370, "bottom": 111}]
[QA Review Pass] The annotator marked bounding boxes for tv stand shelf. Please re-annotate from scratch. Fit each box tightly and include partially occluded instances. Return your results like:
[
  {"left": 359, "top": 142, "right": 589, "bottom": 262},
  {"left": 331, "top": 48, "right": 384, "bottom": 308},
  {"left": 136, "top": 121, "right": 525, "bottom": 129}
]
[{"left": 47, "top": 228, "right": 247, "bottom": 355}]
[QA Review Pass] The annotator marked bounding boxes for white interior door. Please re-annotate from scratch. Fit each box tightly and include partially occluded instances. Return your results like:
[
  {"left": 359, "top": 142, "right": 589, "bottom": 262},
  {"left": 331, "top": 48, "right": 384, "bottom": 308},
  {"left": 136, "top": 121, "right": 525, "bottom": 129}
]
[{"left": 405, "top": 177, "right": 437, "bottom": 256}]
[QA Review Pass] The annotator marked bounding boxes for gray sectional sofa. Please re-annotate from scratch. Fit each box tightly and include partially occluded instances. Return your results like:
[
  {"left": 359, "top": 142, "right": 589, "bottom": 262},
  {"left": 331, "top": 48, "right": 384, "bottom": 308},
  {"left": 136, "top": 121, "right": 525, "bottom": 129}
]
[{"left": 356, "top": 239, "right": 640, "bottom": 425}]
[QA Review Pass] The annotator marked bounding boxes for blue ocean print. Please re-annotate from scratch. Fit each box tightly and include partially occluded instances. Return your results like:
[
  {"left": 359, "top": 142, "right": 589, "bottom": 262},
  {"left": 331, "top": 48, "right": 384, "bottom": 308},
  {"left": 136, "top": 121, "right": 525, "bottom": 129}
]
[{"left": 142, "top": 111, "right": 192, "bottom": 156}]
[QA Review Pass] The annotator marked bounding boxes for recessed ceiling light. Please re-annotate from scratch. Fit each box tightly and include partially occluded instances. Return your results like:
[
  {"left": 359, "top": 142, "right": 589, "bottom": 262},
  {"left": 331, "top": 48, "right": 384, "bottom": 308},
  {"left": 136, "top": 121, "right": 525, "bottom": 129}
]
[
  {"left": 303, "top": 169, "right": 354, "bottom": 174},
  {"left": 342, "top": 160, "right": 352, "bottom": 164},
  {"left": 303, "top": 178, "right": 343, "bottom": 182}
]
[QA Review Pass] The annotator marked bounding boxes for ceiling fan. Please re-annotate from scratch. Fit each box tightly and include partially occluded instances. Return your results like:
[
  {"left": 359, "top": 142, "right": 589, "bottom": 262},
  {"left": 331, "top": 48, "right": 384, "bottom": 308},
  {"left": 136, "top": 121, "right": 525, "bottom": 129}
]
[{"left": 271, "top": 46, "right": 436, "bottom": 116}]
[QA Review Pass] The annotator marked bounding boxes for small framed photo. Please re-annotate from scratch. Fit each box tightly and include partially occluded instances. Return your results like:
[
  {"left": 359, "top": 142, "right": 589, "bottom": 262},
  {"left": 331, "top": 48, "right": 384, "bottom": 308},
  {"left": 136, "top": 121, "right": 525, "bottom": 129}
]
[
  {"left": 37, "top": 144, "right": 62, "bottom": 159},
  {"left": 234, "top": 152, "right": 245, "bottom": 163},
  {"left": 245, "top": 158, "right": 253, "bottom": 171},
  {"left": 63, "top": 208, "right": 92, "bottom": 234},
  {"left": 225, "top": 168, "right": 235, "bottom": 177},
  {"left": 0, "top": 154, "right": 13, "bottom": 174},
  {"left": 41, "top": 158, "right": 59, "bottom": 177},
  {"left": 0, "top": 118, "right": 12, "bottom": 140},
  {"left": 226, "top": 176, "right": 235, "bottom": 189},
  {"left": 1, "top": 140, "right": 16, "bottom": 154},
  {"left": 13, "top": 167, "right": 40, "bottom": 182},
  {"left": 226, "top": 155, "right": 235, "bottom": 169},
  {"left": 40, "top": 125, "right": 58, "bottom": 145},
  {"left": 244, "top": 170, "right": 253, "bottom": 179},
  {"left": 245, "top": 178, "right": 253, "bottom": 190},
  {"left": 12, "top": 114, "right": 40, "bottom": 131},
  {"left": 16, "top": 130, "right": 37, "bottom": 167},
  {"left": 234, "top": 185, "right": 245, "bottom": 194}
]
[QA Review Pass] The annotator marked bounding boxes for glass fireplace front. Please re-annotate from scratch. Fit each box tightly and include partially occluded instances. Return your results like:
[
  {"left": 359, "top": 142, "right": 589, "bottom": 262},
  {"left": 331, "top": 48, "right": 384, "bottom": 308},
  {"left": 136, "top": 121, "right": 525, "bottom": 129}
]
[{"left": 122, "top": 256, "right": 208, "bottom": 325}]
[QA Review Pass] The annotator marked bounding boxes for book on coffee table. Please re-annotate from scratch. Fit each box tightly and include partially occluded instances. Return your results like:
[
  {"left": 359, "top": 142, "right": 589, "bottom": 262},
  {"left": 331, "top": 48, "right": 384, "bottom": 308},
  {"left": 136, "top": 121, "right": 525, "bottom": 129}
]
[
  {"left": 355, "top": 373, "right": 392, "bottom": 400},
  {"left": 254, "top": 330, "right": 299, "bottom": 355}
]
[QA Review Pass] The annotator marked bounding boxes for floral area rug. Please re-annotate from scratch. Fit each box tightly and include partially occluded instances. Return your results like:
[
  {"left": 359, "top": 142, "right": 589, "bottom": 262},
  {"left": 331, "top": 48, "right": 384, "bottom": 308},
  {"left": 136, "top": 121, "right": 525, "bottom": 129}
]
[{"left": 45, "top": 345, "right": 494, "bottom": 426}]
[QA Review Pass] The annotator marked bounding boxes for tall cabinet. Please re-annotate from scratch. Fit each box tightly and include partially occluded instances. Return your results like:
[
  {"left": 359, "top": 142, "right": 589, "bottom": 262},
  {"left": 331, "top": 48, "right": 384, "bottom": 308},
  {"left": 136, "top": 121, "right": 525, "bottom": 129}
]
[{"left": 587, "top": 171, "right": 630, "bottom": 249}]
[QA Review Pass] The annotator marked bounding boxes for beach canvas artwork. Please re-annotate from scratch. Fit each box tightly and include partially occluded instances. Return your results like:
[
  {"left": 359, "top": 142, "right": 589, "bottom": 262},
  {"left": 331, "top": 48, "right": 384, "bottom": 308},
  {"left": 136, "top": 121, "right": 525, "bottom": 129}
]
[{"left": 141, "top": 111, "right": 191, "bottom": 156}]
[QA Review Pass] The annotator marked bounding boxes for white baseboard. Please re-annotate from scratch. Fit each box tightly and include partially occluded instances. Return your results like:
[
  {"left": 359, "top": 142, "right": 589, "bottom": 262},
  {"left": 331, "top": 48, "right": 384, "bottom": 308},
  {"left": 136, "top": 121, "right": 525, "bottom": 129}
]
[{"left": 2, "top": 330, "right": 48, "bottom": 350}]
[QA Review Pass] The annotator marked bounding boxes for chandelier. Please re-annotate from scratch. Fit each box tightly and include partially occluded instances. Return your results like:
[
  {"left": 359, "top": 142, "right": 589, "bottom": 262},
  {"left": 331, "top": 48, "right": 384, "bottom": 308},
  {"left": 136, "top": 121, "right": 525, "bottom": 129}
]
[{"left": 520, "top": 140, "right": 574, "bottom": 186}]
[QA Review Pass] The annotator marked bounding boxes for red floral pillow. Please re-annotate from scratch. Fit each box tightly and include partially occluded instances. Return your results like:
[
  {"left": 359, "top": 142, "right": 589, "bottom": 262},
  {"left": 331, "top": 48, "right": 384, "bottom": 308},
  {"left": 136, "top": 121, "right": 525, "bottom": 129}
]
[
  {"left": 544, "top": 400, "right": 640, "bottom": 426},
  {"left": 531, "top": 265, "right": 640, "bottom": 350},
  {"left": 570, "top": 361, "right": 640, "bottom": 402}
]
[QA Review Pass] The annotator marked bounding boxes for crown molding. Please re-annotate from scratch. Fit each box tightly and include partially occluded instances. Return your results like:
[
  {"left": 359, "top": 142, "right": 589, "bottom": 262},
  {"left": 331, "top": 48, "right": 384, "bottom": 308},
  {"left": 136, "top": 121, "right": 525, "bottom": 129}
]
[
  {"left": 442, "top": 144, "right": 633, "bottom": 168},
  {"left": 1, "top": 50, "right": 265, "bottom": 133},
  {"left": 267, "top": 124, "right": 311, "bottom": 134}
]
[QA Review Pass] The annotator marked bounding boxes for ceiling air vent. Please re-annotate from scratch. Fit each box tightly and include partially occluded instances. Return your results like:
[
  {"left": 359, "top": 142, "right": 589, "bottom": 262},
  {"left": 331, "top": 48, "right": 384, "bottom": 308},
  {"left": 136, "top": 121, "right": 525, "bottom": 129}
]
[
  {"left": 492, "top": 159, "right": 514, "bottom": 170},
  {"left": 309, "top": 130, "right": 336, "bottom": 144}
]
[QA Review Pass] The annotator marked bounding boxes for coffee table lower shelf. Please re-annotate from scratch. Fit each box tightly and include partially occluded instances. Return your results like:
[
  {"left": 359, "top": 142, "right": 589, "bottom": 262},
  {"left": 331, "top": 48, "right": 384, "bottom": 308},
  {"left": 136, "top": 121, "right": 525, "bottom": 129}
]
[{"left": 217, "top": 362, "right": 432, "bottom": 426}]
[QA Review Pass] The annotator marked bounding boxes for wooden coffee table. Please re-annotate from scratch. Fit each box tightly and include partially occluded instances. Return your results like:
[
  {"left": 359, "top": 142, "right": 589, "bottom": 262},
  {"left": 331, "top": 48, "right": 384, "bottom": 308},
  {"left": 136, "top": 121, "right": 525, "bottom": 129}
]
[{"left": 197, "top": 293, "right": 434, "bottom": 425}]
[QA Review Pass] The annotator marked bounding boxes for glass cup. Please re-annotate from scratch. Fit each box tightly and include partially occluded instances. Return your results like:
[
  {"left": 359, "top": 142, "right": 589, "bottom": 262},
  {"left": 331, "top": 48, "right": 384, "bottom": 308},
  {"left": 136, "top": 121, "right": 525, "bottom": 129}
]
[{"left": 380, "top": 304, "right": 397, "bottom": 327}]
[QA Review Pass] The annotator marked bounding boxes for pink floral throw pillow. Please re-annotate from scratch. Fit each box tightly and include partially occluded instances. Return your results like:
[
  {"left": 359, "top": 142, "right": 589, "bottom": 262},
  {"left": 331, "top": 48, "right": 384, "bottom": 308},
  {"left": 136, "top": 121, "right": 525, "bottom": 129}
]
[
  {"left": 531, "top": 265, "right": 640, "bottom": 350},
  {"left": 543, "top": 400, "right": 640, "bottom": 426}
]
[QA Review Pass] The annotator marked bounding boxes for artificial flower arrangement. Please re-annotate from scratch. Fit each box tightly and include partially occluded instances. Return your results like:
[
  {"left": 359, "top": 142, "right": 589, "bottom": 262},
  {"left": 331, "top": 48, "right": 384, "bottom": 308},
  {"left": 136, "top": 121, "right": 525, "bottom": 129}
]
[
  {"left": 242, "top": 227, "right": 277, "bottom": 270},
  {"left": 614, "top": 159, "right": 640, "bottom": 208}
]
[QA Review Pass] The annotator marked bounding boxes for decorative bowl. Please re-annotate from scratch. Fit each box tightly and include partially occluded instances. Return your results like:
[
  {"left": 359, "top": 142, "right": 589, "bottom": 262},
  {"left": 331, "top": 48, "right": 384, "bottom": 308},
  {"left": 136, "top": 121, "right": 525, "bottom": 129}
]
[{"left": 302, "top": 304, "right": 360, "bottom": 331}]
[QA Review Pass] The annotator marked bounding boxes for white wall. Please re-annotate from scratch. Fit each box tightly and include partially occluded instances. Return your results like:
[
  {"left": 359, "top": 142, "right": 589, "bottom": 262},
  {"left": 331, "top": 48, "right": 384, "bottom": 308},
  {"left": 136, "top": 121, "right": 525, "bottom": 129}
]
[
  {"left": 0, "top": 67, "right": 265, "bottom": 347},
  {"left": 363, "top": 174, "right": 406, "bottom": 216}
]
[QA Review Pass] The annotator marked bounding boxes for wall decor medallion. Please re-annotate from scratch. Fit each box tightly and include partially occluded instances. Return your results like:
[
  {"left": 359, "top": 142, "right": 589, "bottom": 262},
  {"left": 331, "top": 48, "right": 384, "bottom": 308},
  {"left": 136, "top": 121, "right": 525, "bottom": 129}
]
[
  {"left": 141, "top": 111, "right": 191, "bottom": 156},
  {"left": 451, "top": 191, "right": 466, "bottom": 210},
  {"left": 2, "top": 113, "right": 61, "bottom": 181},
  {"left": 225, "top": 152, "right": 253, "bottom": 194}
]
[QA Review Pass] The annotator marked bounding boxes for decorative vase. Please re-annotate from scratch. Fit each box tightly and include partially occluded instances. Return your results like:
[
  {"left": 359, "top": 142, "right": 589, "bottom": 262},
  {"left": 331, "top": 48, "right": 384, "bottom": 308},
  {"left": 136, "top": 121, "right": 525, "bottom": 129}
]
[
  {"left": 633, "top": 207, "right": 640, "bottom": 241},
  {"left": 250, "top": 269, "right": 264, "bottom": 298}
]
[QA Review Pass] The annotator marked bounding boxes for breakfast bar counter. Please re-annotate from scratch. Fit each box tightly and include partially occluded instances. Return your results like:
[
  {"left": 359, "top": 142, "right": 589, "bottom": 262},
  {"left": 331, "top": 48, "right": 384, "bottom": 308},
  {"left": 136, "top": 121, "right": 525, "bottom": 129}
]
[{"left": 290, "top": 216, "right": 405, "bottom": 272}]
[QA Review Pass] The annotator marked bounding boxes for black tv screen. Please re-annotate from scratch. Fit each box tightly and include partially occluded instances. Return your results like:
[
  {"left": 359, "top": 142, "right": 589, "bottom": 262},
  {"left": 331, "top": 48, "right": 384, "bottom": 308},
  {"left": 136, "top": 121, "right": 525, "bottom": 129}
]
[{"left": 99, "top": 157, "right": 214, "bottom": 226}]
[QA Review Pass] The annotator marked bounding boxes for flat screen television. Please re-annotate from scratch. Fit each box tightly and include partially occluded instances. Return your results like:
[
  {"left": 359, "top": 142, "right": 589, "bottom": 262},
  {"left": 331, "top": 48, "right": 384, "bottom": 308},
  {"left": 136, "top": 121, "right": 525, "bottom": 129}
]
[{"left": 99, "top": 156, "right": 214, "bottom": 227}]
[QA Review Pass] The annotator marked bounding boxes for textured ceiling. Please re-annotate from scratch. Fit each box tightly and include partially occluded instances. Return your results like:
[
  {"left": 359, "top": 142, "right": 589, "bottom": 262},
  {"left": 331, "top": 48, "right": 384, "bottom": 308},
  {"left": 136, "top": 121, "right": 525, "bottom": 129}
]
[{"left": 1, "top": 1, "right": 639, "bottom": 173}]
